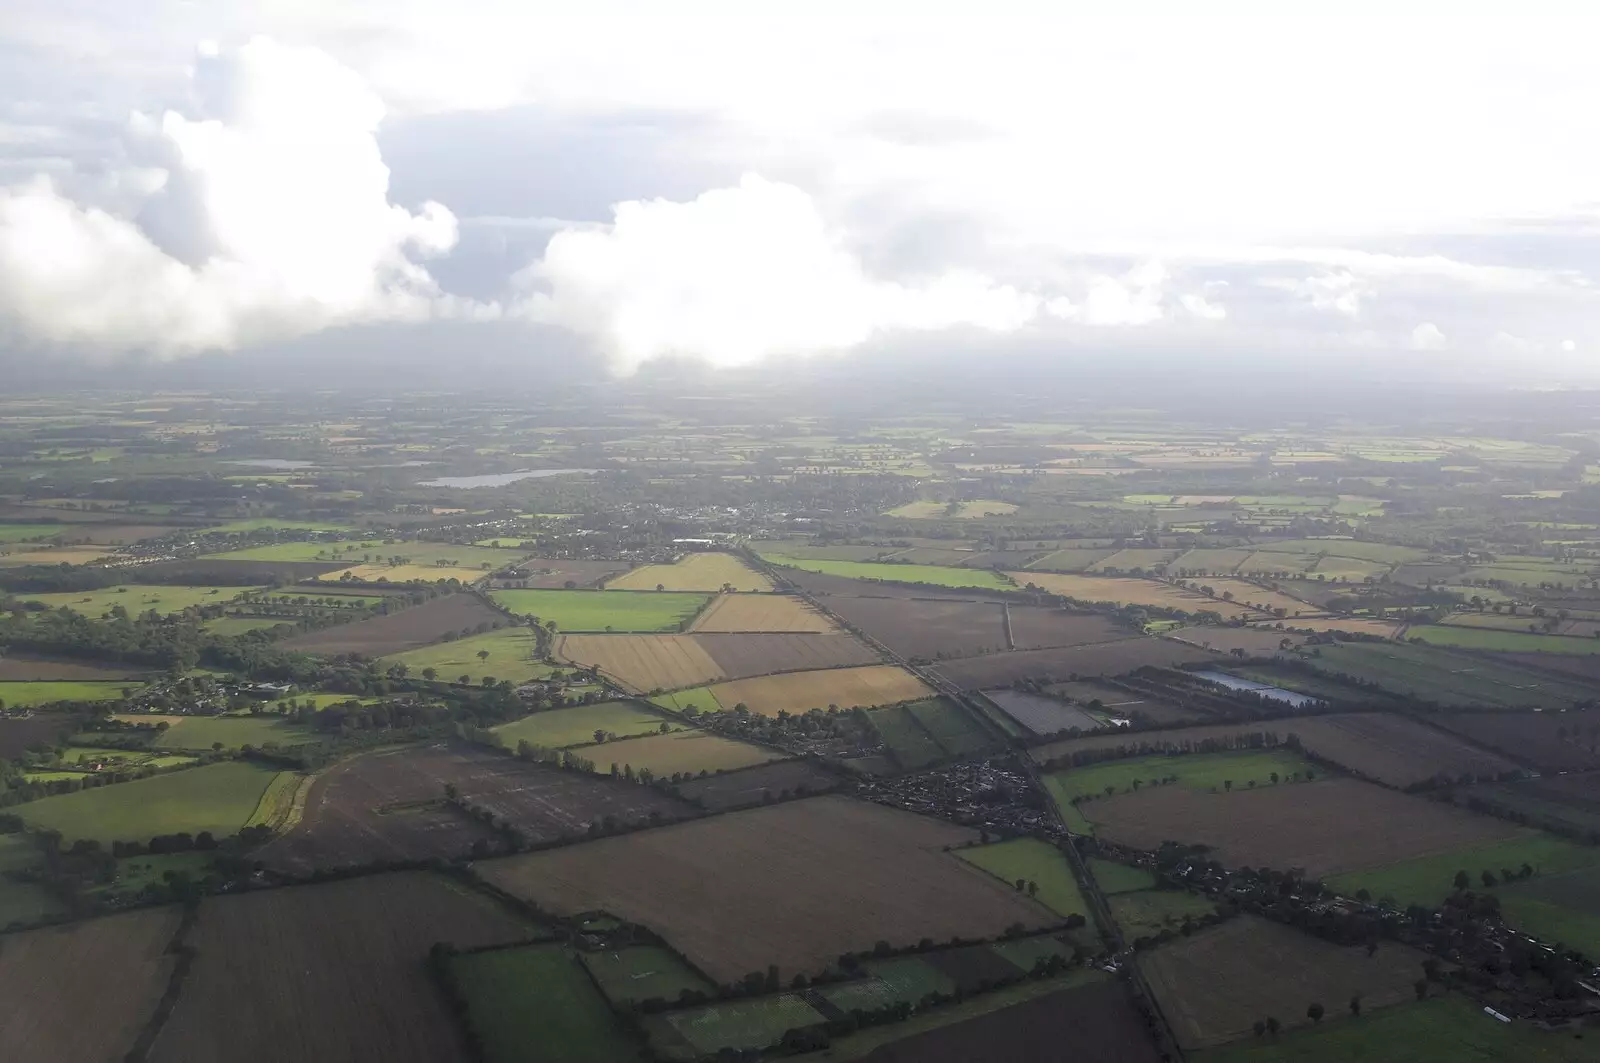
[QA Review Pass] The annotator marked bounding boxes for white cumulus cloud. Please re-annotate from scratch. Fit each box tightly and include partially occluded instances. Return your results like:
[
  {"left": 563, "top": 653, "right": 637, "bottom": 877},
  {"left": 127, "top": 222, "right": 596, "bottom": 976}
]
[
  {"left": 517, "top": 175, "right": 1041, "bottom": 373},
  {"left": 1410, "top": 322, "right": 1447, "bottom": 351},
  {"left": 0, "top": 37, "right": 467, "bottom": 355}
]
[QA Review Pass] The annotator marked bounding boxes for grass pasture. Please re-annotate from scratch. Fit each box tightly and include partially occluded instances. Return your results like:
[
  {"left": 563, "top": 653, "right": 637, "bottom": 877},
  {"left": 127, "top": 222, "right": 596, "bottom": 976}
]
[
  {"left": 606, "top": 552, "right": 773, "bottom": 592},
  {"left": 17, "top": 760, "right": 286, "bottom": 843},
  {"left": 579, "top": 729, "right": 781, "bottom": 777},
  {"left": 493, "top": 701, "right": 679, "bottom": 749},
  {"left": 22, "top": 584, "right": 256, "bottom": 617},
  {"left": 144, "top": 714, "right": 314, "bottom": 751},
  {"left": 583, "top": 946, "right": 713, "bottom": 1006},
  {"left": 1089, "top": 858, "right": 1158, "bottom": 894},
  {"left": 0, "top": 680, "right": 130, "bottom": 706},
  {"left": 383, "top": 628, "right": 550, "bottom": 684},
  {"left": 1041, "top": 749, "right": 1315, "bottom": 833},
  {"left": 1110, "top": 889, "right": 1218, "bottom": 942},
  {"left": 759, "top": 554, "right": 1015, "bottom": 590},
  {"left": 451, "top": 944, "right": 638, "bottom": 1063},
  {"left": 957, "top": 838, "right": 1089, "bottom": 921},
  {"left": 490, "top": 589, "right": 711, "bottom": 632}
]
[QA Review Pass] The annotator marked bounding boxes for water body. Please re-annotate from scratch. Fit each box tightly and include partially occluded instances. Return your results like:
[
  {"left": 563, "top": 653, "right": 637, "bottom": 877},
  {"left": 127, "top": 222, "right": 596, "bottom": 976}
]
[
  {"left": 1192, "top": 670, "right": 1322, "bottom": 709},
  {"left": 419, "top": 469, "right": 598, "bottom": 488},
  {"left": 224, "top": 459, "right": 315, "bottom": 470}
]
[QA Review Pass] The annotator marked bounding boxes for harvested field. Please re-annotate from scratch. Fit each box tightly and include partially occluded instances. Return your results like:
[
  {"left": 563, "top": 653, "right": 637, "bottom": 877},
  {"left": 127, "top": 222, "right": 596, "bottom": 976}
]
[
  {"left": 823, "top": 595, "right": 1008, "bottom": 659},
  {"left": 280, "top": 592, "right": 506, "bottom": 657},
  {"left": 0, "top": 712, "right": 79, "bottom": 759},
  {"left": 1092, "top": 777, "right": 1519, "bottom": 877},
  {"left": 23, "top": 584, "right": 255, "bottom": 618},
  {"left": 932, "top": 639, "right": 1216, "bottom": 689},
  {"left": 1431, "top": 712, "right": 1600, "bottom": 773},
  {"left": 0, "top": 545, "right": 114, "bottom": 567},
  {"left": 0, "top": 653, "right": 149, "bottom": 681},
  {"left": 1010, "top": 574, "right": 1256, "bottom": 619},
  {"left": 694, "top": 632, "right": 880, "bottom": 679},
  {"left": 709, "top": 664, "right": 933, "bottom": 716},
  {"left": 479, "top": 796, "right": 1053, "bottom": 982},
  {"left": 1286, "top": 713, "right": 1519, "bottom": 787},
  {"left": 689, "top": 593, "right": 836, "bottom": 633},
  {"left": 494, "top": 556, "right": 629, "bottom": 587},
  {"left": 1142, "top": 915, "right": 1432, "bottom": 1049},
  {"left": 778, "top": 566, "right": 1014, "bottom": 602},
  {"left": 675, "top": 759, "right": 839, "bottom": 810},
  {"left": 258, "top": 743, "right": 695, "bottom": 874},
  {"left": 857, "top": 978, "right": 1162, "bottom": 1063},
  {"left": 0, "top": 907, "right": 181, "bottom": 1063},
  {"left": 320, "top": 563, "right": 491, "bottom": 584},
  {"left": 583, "top": 729, "right": 781, "bottom": 777},
  {"left": 607, "top": 552, "right": 772, "bottom": 592},
  {"left": 1007, "top": 607, "right": 1129, "bottom": 651},
  {"left": 557, "top": 634, "right": 725, "bottom": 692},
  {"left": 149, "top": 873, "right": 531, "bottom": 1063},
  {"left": 1165, "top": 626, "right": 1299, "bottom": 655}
]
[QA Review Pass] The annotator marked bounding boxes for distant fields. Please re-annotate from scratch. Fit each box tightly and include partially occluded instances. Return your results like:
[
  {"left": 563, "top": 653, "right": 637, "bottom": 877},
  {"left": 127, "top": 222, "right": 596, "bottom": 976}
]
[
  {"left": 490, "top": 589, "right": 711, "bottom": 632},
  {"left": 203, "top": 540, "right": 520, "bottom": 569},
  {"left": 1041, "top": 750, "right": 1315, "bottom": 833},
  {"left": 606, "top": 552, "right": 773, "bottom": 592},
  {"left": 22, "top": 584, "right": 256, "bottom": 617},
  {"left": 1407, "top": 624, "right": 1600, "bottom": 655},
  {"left": 1303, "top": 642, "right": 1595, "bottom": 708},
  {"left": 383, "top": 628, "right": 551, "bottom": 683},
  {"left": 493, "top": 701, "right": 679, "bottom": 749},
  {"left": 16, "top": 761, "right": 286, "bottom": 842},
  {"left": 759, "top": 555, "right": 1015, "bottom": 590}
]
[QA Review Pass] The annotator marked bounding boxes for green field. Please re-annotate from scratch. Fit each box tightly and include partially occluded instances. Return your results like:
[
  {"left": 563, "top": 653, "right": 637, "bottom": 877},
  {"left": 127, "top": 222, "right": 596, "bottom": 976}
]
[
  {"left": 1200, "top": 995, "right": 1598, "bottom": 1062},
  {"left": 0, "top": 523, "right": 64, "bottom": 543},
  {"left": 383, "top": 628, "right": 552, "bottom": 684},
  {"left": 904, "top": 697, "right": 995, "bottom": 757},
  {"left": 203, "top": 616, "right": 295, "bottom": 636},
  {"left": 0, "top": 833, "right": 63, "bottom": 927},
  {"left": 203, "top": 540, "right": 520, "bottom": 569},
  {"left": 1090, "top": 857, "right": 1158, "bottom": 894},
  {"left": 22, "top": 584, "right": 257, "bottom": 618},
  {"left": 1042, "top": 750, "right": 1316, "bottom": 833},
  {"left": 450, "top": 945, "right": 638, "bottom": 1063},
  {"left": 492, "top": 589, "right": 711, "bottom": 632},
  {"left": 817, "top": 956, "right": 955, "bottom": 1012},
  {"left": 868, "top": 704, "right": 946, "bottom": 769},
  {"left": 1328, "top": 833, "right": 1600, "bottom": 909},
  {"left": 15, "top": 761, "right": 287, "bottom": 843},
  {"left": 1302, "top": 643, "right": 1594, "bottom": 709},
  {"left": 1109, "top": 889, "right": 1218, "bottom": 941},
  {"left": 0, "top": 680, "right": 130, "bottom": 707},
  {"left": 957, "top": 838, "right": 1089, "bottom": 920},
  {"left": 657, "top": 994, "right": 826, "bottom": 1056},
  {"left": 581, "top": 946, "right": 713, "bottom": 1005},
  {"left": 493, "top": 701, "right": 678, "bottom": 749},
  {"left": 1407, "top": 625, "right": 1600, "bottom": 655},
  {"left": 758, "top": 554, "right": 1015, "bottom": 590},
  {"left": 151, "top": 715, "right": 315, "bottom": 751},
  {"left": 649, "top": 686, "right": 725, "bottom": 714}
]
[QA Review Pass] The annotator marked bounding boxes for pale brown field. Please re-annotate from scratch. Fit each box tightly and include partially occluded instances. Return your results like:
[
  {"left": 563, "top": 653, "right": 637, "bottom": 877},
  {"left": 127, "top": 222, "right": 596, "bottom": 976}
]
[
  {"left": 1275, "top": 617, "right": 1403, "bottom": 638},
  {"left": 479, "top": 796, "right": 1053, "bottom": 982},
  {"left": 1009, "top": 574, "right": 1256, "bottom": 620},
  {"left": 557, "top": 634, "right": 725, "bottom": 692},
  {"left": 0, "top": 545, "right": 115, "bottom": 567},
  {"left": 710, "top": 664, "right": 933, "bottom": 715},
  {"left": 607, "top": 552, "right": 773, "bottom": 592},
  {"left": 581, "top": 729, "right": 782, "bottom": 777},
  {"left": 690, "top": 593, "right": 838, "bottom": 633},
  {"left": 320, "top": 563, "right": 492, "bottom": 584},
  {"left": 0, "top": 907, "right": 180, "bottom": 1063},
  {"left": 1194, "top": 579, "right": 1316, "bottom": 617}
]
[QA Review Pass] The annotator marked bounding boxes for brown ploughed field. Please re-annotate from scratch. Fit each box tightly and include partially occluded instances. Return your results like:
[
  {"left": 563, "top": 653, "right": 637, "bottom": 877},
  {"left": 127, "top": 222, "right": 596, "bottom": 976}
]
[
  {"left": 1432, "top": 711, "right": 1600, "bottom": 773},
  {"left": 280, "top": 592, "right": 508, "bottom": 657},
  {"left": 694, "top": 632, "right": 880, "bottom": 679},
  {"left": 1285, "top": 713, "right": 1519, "bottom": 788},
  {"left": 822, "top": 596, "right": 1009, "bottom": 659},
  {"left": 479, "top": 795, "right": 1053, "bottom": 982},
  {"left": 932, "top": 639, "right": 1216, "bottom": 689}
]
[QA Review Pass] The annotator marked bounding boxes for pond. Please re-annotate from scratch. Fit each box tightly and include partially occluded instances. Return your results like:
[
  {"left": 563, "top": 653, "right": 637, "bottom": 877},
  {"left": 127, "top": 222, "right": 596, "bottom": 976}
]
[{"left": 1191, "top": 670, "right": 1322, "bottom": 709}]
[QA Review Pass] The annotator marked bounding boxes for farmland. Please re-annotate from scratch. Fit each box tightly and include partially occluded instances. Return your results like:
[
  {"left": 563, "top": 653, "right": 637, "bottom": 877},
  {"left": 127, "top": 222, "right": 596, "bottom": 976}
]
[
  {"left": 0, "top": 654, "right": 148, "bottom": 681},
  {"left": 145, "top": 714, "right": 314, "bottom": 750},
  {"left": 583, "top": 944, "right": 714, "bottom": 1005},
  {"left": 21, "top": 584, "right": 255, "bottom": 617},
  {"left": 653, "top": 994, "right": 825, "bottom": 1057},
  {"left": 869, "top": 703, "right": 947, "bottom": 768},
  {"left": 675, "top": 759, "right": 839, "bottom": 810},
  {"left": 479, "top": 796, "right": 1053, "bottom": 982},
  {"left": 694, "top": 632, "right": 881, "bottom": 678},
  {"left": 581, "top": 729, "right": 782, "bottom": 777},
  {"left": 1041, "top": 749, "right": 1316, "bottom": 833},
  {"left": 931, "top": 638, "right": 1216, "bottom": 689},
  {"left": 493, "top": 700, "right": 680, "bottom": 749},
  {"left": 203, "top": 540, "right": 520, "bottom": 570},
  {"left": 1281, "top": 714, "right": 1520, "bottom": 788},
  {"left": 984, "top": 689, "right": 1104, "bottom": 735},
  {"left": 1327, "top": 832, "right": 1600, "bottom": 909},
  {"left": 16, "top": 761, "right": 287, "bottom": 843},
  {"left": 148, "top": 873, "right": 532, "bottom": 1063},
  {"left": 823, "top": 595, "right": 1010, "bottom": 659},
  {"left": 1009, "top": 574, "right": 1257, "bottom": 619},
  {"left": 259, "top": 743, "right": 694, "bottom": 873},
  {"left": 382, "top": 627, "right": 550, "bottom": 684},
  {"left": 760, "top": 555, "right": 1016, "bottom": 590},
  {"left": 957, "top": 838, "right": 1088, "bottom": 920},
  {"left": 1204, "top": 995, "right": 1600, "bottom": 1062},
  {"left": 0, "top": 907, "right": 181, "bottom": 1063},
  {"left": 1109, "top": 888, "right": 1218, "bottom": 941},
  {"left": 606, "top": 551, "right": 773, "bottom": 592},
  {"left": 557, "top": 634, "right": 725, "bottom": 691},
  {"left": 280, "top": 592, "right": 508, "bottom": 657},
  {"left": 0, "top": 679, "right": 130, "bottom": 705},
  {"left": 492, "top": 556, "right": 630, "bottom": 587},
  {"left": 1408, "top": 625, "right": 1600, "bottom": 655},
  {"left": 707, "top": 664, "right": 933, "bottom": 715},
  {"left": 1089, "top": 778, "right": 1521, "bottom": 878},
  {"left": 1301, "top": 643, "right": 1594, "bottom": 709},
  {"left": 490, "top": 588, "right": 710, "bottom": 631},
  {"left": 449, "top": 944, "right": 638, "bottom": 1063},
  {"left": 1141, "top": 915, "right": 1434, "bottom": 1048},
  {"left": 690, "top": 592, "right": 836, "bottom": 632}
]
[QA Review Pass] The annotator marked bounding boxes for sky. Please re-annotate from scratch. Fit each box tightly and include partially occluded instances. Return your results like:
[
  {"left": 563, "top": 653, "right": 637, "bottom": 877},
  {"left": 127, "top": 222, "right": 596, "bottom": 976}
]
[{"left": 1, "top": 1, "right": 1598, "bottom": 381}]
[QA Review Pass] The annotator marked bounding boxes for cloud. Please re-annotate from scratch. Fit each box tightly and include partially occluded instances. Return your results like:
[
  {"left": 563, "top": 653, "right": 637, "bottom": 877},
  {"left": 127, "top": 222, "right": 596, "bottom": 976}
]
[
  {"left": 517, "top": 175, "right": 1041, "bottom": 373},
  {"left": 1410, "top": 322, "right": 1447, "bottom": 351},
  {"left": 0, "top": 36, "right": 470, "bottom": 356}
]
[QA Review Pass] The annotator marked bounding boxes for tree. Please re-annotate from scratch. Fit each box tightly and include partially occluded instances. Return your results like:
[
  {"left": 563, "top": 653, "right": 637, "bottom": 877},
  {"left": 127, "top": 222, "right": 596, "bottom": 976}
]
[
  {"left": 1414, "top": 979, "right": 1428, "bottom": 1001},
  {"left": 1265, "top": 1017, "right": 1280, "bottom": 1037},
  {"left": 1252, "top": 1020, "right": 1266, "bottom": 1038},
  {"left": 1307, "top": 1003, "right": 1324, "bottom": 1024},
  {"left": 1482, "top": 869, "right": 1498, "bottom": 888},
  {"left": 1349, "top": 995, "right": 1362, "bottom": 1017},
  {"left": 1453, "top": 869, "right": 1470, "bottom": 891},
  {"left": 458, "top": 674, "right": 471, "bottom": 686},
  {"left": 421, "top": 667, "right": 437, "bottom": 681},
  {"left": 477, "top": 649, "right": 491, "bottom": 664}
]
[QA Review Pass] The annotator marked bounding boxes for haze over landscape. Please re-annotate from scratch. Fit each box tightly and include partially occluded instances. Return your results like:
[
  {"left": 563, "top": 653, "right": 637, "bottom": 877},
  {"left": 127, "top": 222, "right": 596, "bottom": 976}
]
[{"left": 6, "top": 6, "right": 1600, "bottom": 1063}]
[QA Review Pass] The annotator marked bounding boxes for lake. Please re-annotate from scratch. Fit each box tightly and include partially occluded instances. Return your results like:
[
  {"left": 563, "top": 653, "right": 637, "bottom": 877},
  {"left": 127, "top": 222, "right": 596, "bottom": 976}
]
[
  {"left": 419, "top": 469, "right": 598, "bottom": 488},
  {"left": 1191, "top": 670, "right": 1322, "bottom": 709}
]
